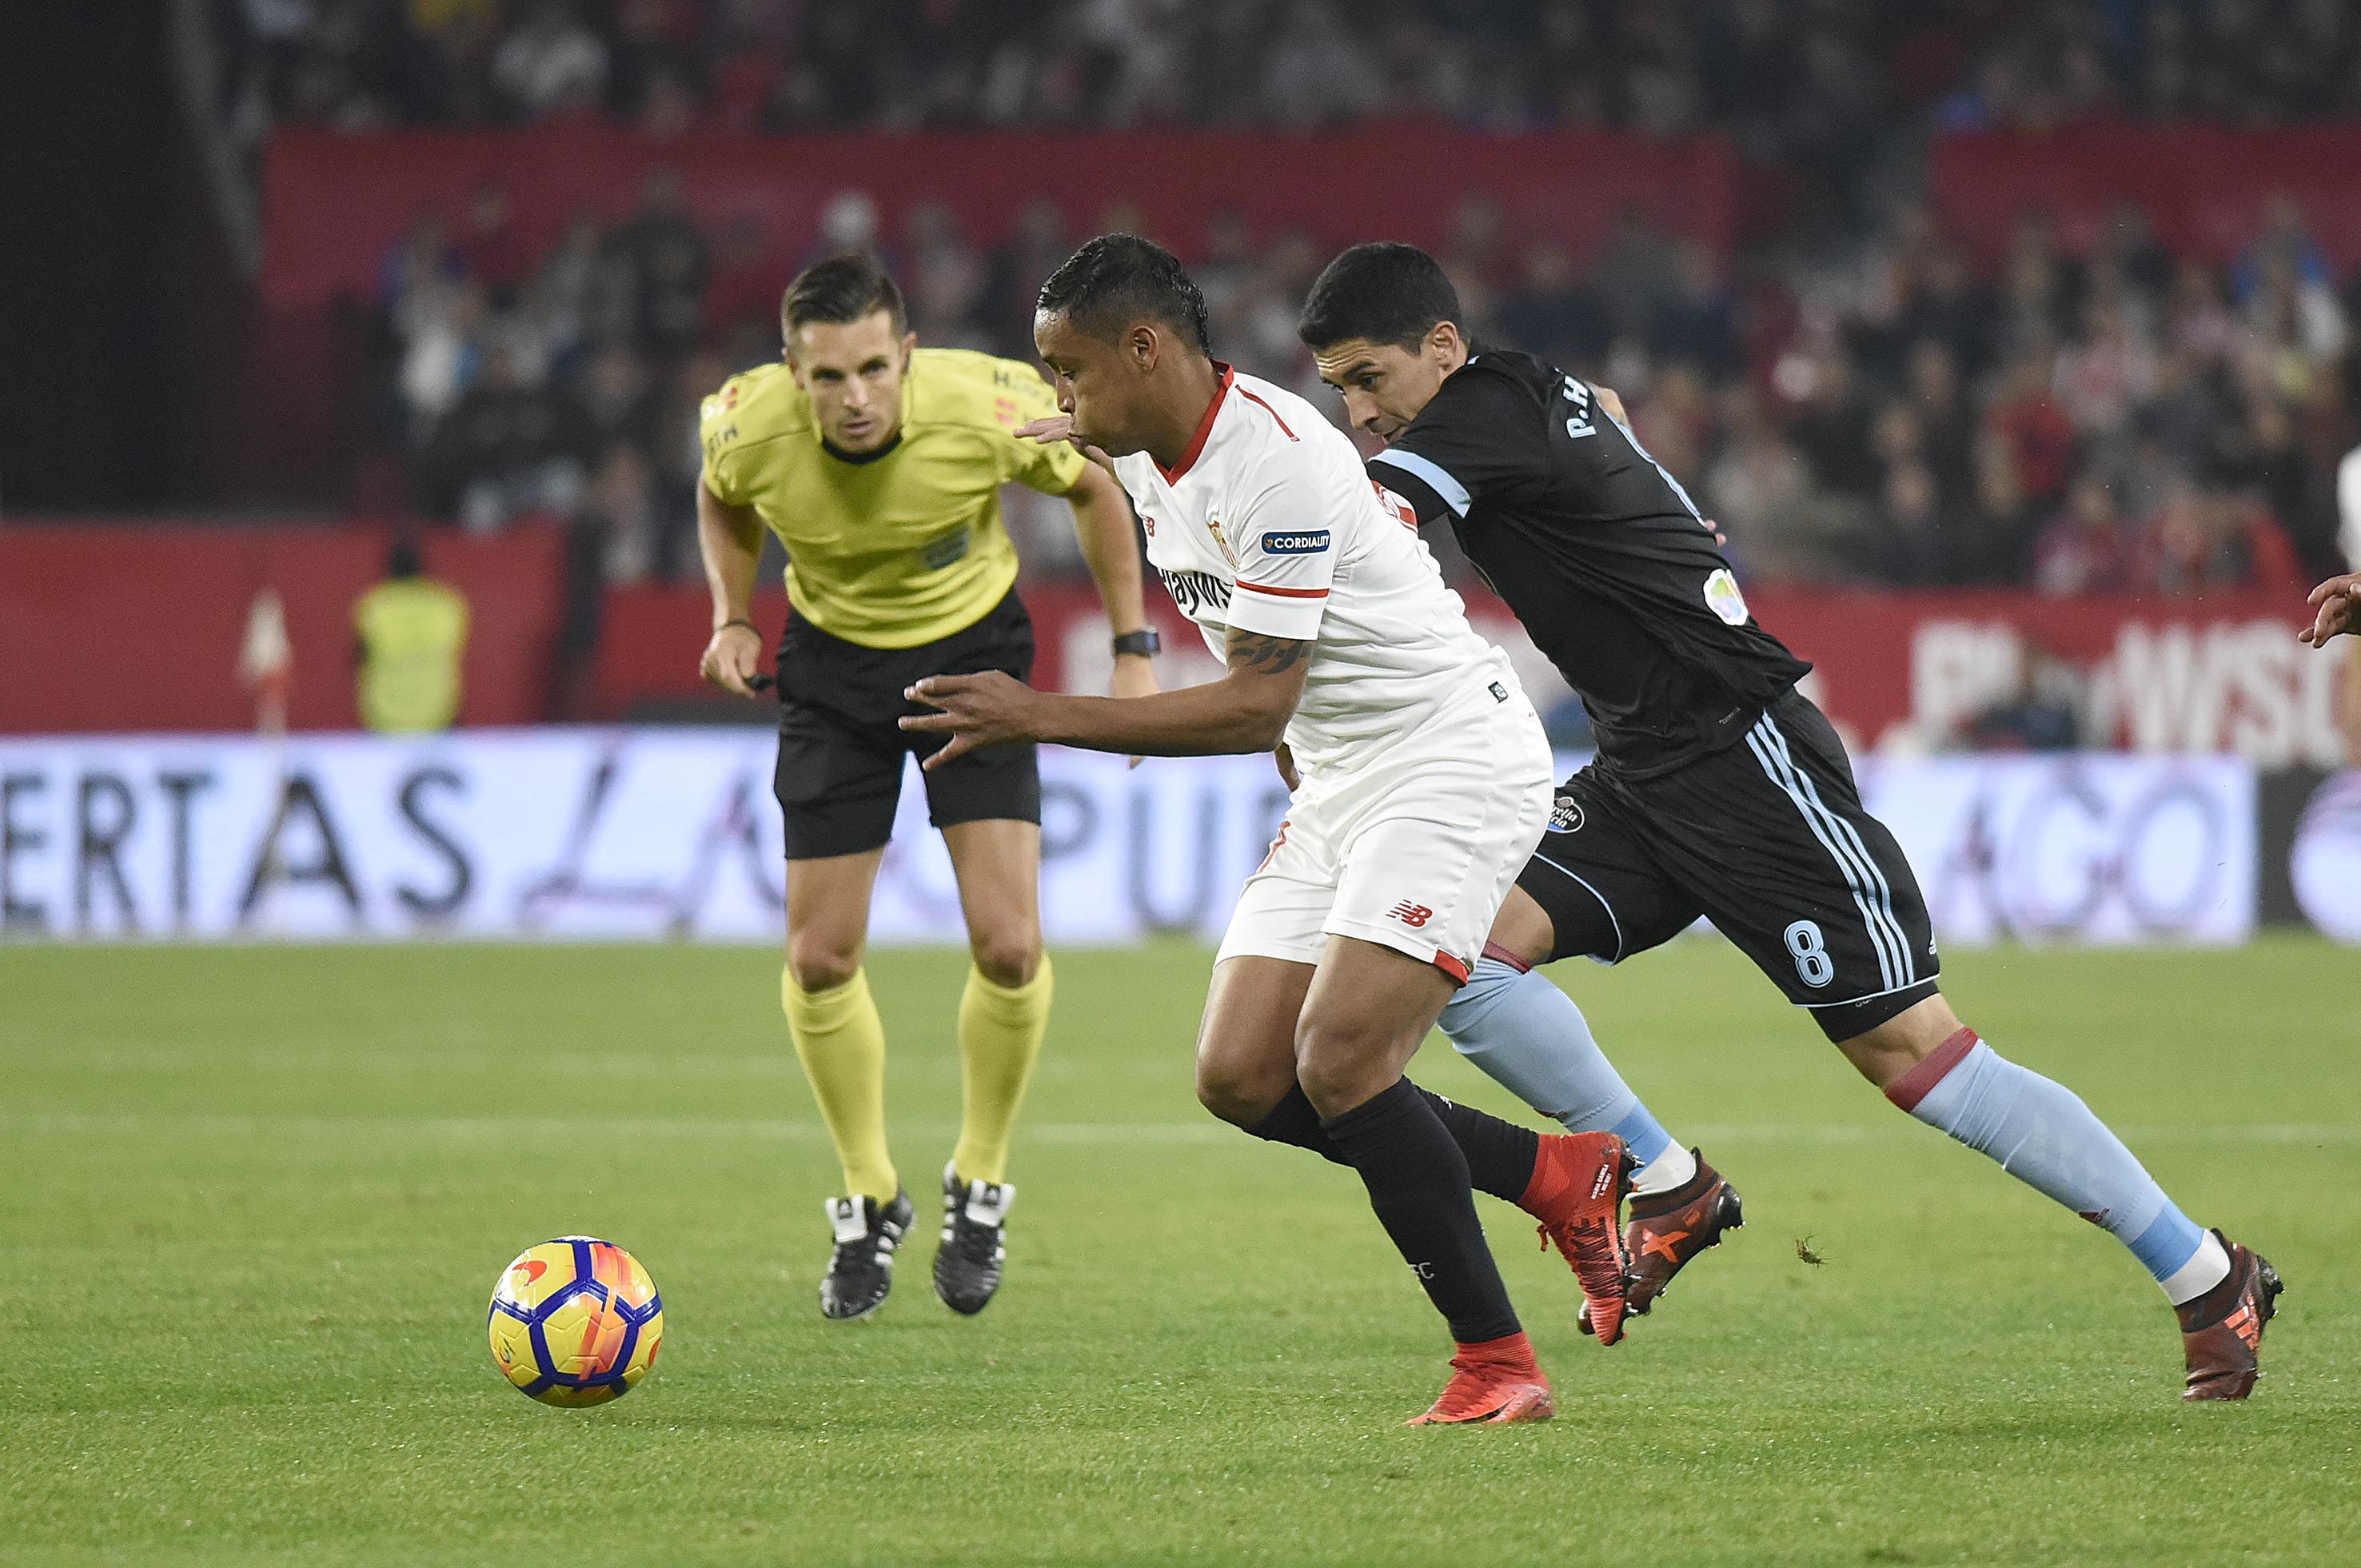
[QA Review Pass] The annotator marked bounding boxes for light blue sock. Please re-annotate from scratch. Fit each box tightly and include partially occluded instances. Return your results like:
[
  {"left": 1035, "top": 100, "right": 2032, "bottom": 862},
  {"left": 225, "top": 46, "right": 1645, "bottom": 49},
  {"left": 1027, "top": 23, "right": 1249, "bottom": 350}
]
[
  {"left": 1891, "top": 1032, "right": 2226, "bottom": 1302},
  {"left": 1438, "top": 959, "right": 1676, "bottom": 1170}
]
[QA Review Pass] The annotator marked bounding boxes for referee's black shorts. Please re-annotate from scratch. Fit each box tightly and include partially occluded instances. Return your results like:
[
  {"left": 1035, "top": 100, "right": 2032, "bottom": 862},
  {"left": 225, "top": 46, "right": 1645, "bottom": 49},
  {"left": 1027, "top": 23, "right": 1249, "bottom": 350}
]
[
  {"left": 772, "top": 588, "right": 1041, "bottom": 861},
  {"left": 1516, "top": 688, "right": 1940, "bottom": 1043}
]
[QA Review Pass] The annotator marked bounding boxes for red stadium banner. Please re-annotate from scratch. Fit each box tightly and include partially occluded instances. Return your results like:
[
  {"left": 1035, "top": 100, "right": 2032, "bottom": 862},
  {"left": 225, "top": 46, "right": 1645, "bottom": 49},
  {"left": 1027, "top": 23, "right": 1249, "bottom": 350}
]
[
  {"left": 6, "top": 521, "right": 2345, "bottom": 767},
  {"left": 593, "top": 579, "right": 2354, "bottom": 770},
  {"left": 0, "top": 521, "right": 563, "bottom": 734},
  {"left": 1741, "top": 585, "right": 2351, "bottom": 770},
  {"left": 1931, "top": 126, "right": 2361, "bottom": 272}
]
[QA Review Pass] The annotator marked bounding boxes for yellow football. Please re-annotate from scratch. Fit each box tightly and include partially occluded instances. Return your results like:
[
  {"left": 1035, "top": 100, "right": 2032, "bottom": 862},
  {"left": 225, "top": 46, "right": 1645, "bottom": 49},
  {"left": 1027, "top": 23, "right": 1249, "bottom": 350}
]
[{"left": 488, "top": 1237, "right": 664, "bottom": 1406}]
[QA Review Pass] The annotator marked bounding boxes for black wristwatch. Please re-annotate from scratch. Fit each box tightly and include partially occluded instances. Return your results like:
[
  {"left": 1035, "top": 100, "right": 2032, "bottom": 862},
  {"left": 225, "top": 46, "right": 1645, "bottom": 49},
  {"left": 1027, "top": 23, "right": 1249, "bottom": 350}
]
[{"left": 1112, "top": 628, "right": 1161, "bottom": 658}]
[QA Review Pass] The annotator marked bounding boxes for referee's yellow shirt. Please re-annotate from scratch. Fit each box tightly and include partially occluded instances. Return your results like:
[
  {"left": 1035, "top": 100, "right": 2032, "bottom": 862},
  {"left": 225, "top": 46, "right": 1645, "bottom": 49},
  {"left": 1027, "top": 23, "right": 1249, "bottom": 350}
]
[{"left": 699, "top": 348, "right": 1088, "bottom": 649}]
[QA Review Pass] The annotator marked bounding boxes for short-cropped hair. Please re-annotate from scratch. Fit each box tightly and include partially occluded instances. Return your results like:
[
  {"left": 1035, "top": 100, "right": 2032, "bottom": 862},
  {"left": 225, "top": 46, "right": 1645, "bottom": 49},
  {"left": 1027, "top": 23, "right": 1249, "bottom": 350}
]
[
  {"left": 782, "top": 253, "right": 908, "bottom": 337},
  {"left": 1297, "top": 241, "right": 1462, "bottom": 353},
  {"left": 1035, "top": 233, "right": 1211, "bottom": 353}
]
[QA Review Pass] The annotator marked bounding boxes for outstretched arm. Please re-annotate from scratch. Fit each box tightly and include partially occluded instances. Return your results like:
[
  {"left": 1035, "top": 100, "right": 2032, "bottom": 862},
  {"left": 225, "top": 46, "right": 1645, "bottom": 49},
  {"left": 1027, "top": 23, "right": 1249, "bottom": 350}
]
[{"left": 900, "top": 625, "right": 1312, "bottom": 769}]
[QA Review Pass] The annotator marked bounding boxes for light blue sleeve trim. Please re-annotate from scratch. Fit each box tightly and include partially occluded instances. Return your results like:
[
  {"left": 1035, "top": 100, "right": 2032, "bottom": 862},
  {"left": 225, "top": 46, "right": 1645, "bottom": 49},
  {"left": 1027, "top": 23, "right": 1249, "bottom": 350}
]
[{"left": 1368, "top": 447, "right": 1471, "bottom": 518}]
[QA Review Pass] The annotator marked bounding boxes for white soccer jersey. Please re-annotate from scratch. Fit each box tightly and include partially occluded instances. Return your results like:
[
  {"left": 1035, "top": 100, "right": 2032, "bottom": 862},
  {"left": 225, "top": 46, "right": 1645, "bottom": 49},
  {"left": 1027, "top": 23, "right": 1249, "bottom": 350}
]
[{"left": 1112, "top": 363, "right": 1510, "bottom": 772}]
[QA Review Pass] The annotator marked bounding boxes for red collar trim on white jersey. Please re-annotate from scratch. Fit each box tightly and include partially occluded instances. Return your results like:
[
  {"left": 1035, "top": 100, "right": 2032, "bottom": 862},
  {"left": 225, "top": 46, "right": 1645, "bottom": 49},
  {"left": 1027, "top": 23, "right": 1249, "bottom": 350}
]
[
  {"left": 1156, "top": 361, "right": 1234, "bottom": 485},
  {"left": 1234, "top": 383, "right": 1297, "bottom": 441}
]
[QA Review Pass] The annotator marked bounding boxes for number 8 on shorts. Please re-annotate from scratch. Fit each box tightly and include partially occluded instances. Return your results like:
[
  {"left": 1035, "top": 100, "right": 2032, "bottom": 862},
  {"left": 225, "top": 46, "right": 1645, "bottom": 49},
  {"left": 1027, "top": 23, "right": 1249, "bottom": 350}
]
[{"left": 1785, "top": 920, "right": 1834, "bottom": 989}]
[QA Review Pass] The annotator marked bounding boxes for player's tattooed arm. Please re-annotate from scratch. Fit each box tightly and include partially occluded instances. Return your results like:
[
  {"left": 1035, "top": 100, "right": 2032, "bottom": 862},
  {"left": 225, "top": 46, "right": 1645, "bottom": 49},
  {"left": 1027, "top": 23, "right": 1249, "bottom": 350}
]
[
  {"left": 900, "top": 626, "right": 1311, "bottom": 768},
  {"left": 1226, "top": 631, "right": 1313, "bottom": 677}
]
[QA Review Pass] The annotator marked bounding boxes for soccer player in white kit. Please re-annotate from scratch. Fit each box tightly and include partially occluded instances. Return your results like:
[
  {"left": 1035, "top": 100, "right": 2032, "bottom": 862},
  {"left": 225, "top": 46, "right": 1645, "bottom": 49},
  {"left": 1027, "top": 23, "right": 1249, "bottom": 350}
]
[{"left": 903, "top": 236, "right": 1635, "bottom": 1423}]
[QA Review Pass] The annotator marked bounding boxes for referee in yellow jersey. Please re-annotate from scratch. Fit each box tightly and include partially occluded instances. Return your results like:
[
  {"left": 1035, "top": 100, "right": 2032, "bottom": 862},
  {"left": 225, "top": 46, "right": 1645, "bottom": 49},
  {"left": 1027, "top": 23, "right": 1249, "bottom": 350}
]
[{"left": 696, "top": 255, "right": 1158, "bottom": 1320}]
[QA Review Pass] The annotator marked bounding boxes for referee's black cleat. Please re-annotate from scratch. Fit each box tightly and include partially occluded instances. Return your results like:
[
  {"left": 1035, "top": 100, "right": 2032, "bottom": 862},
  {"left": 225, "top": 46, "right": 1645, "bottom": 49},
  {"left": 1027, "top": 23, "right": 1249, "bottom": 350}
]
[
  {"left": 934, "top": 1165, "right": 1015, "bottom": 1316},
  {"left": 818, "top": 1189, "right": 912, "bottom": 1321}
]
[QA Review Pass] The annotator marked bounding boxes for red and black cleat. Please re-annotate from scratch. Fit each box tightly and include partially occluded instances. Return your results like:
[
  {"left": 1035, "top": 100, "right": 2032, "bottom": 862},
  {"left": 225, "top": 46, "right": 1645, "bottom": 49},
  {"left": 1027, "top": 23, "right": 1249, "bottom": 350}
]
[
  {"left": 2176, "top": 1230, "right": 2283, "bottom": 1401},
  {"left": 1406, "top": 1331, "right": 1555, "bottom": 1426},
  {"left": 1520, "top": 1131, "right": 1637, "bottom": 1346},
  {"left": 1579, "top": 1149, "right": 1744, "bottom": 1335}
]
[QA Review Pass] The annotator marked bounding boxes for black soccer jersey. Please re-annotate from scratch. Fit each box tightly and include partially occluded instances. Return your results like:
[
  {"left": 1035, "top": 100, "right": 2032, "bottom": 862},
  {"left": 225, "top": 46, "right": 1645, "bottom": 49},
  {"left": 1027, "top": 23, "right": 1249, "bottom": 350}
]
[{"left": 1367, "top": 349, "right": 1810, "bottom": 779}]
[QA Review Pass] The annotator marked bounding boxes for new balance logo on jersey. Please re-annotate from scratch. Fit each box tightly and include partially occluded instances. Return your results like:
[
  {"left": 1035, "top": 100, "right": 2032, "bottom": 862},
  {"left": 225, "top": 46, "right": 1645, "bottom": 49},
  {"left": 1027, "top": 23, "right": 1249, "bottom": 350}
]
[
  {"left": 1260, "top": 529, "right": 1330, "bottom": 554},
  {"left": 1158, "top": 567, "right": 1231, "bottom": 616},
  {"left": 1387, "top": 901, "right": 1434, "bottom": 928}
]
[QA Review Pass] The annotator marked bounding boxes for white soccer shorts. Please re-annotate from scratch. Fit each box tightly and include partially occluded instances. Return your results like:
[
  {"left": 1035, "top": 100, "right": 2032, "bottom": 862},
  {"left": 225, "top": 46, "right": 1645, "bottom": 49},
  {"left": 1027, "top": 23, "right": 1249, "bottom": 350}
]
[{"left": 1214, "top": 671, "right": 1553, "bottom": 982}]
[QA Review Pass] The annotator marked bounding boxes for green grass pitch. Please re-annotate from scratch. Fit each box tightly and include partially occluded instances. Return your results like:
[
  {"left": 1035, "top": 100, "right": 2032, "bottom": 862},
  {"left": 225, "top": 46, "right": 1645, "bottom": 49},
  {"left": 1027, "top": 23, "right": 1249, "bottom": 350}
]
[{"left": 2, "top": 936, "right": 2357, "bottom": 1566}]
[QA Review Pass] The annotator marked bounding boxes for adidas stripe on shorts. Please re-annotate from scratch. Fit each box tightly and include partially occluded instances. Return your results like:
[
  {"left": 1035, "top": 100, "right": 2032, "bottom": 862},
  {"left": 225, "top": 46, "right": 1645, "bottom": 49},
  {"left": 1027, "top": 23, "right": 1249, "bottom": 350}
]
[{"left": 1517, "top": 688, "right": 1940, "bottom": 1043}]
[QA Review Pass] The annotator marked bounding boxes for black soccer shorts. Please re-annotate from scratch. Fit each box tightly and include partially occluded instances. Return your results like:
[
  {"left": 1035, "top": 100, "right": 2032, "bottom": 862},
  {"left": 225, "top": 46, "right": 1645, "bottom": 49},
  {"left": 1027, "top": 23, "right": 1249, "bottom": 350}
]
[
  {"left": 1517, "top": 688, "right": 1940, "bottom": 1042},
  {"left": 771, "top": 588, "right": 1042, "bottom": 860}
]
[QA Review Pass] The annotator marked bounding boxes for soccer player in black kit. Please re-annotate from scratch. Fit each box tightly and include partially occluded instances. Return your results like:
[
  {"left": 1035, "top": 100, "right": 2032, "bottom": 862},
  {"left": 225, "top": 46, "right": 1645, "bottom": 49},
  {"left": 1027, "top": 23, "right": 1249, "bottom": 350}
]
[{"left": 1297, "top": 241, "right": 2283, "bottom": 1401}]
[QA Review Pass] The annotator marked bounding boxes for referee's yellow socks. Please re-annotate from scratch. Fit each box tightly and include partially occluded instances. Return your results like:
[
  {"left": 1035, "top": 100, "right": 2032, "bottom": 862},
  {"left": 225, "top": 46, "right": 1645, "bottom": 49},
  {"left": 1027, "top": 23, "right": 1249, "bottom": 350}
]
[
  {"left": 783, "top": 966, "right": 898, "bottom": 1203},
  {"left": 951, "top": 956, "right": 1053, "bottom": 1187}
]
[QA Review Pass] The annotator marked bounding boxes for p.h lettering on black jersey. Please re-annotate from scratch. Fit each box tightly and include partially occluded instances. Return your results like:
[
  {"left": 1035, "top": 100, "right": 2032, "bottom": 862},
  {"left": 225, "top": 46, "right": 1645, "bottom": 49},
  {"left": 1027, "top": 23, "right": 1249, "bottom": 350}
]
[{"left": 1366, "top": 350, "right": 1811, "bottom": 781}]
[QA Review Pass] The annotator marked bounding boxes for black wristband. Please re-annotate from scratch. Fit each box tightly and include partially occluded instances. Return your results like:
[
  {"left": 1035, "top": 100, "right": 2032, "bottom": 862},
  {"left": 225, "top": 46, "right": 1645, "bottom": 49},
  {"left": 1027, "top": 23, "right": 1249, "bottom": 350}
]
[
  {"left": 1112, "top": 628, "right": 1161, "bottom": 658},
  {"left": 717, "top": 617, "right": 756, "bottom": 635}
]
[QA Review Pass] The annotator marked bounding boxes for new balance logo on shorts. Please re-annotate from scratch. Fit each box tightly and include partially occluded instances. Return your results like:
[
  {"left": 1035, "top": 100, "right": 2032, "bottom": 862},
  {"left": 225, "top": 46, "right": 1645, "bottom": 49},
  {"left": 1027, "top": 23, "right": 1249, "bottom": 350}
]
[{"left": 1388, "top": 901, "right": 1434, "bottom": 928}]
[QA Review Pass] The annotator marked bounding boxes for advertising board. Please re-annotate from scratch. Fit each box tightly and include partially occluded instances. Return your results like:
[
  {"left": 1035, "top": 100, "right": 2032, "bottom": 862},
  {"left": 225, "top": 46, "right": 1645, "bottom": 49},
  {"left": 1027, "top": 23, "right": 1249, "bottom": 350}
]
[{"left": 0, "top": 733, "right": 2290, "bottom": 948}]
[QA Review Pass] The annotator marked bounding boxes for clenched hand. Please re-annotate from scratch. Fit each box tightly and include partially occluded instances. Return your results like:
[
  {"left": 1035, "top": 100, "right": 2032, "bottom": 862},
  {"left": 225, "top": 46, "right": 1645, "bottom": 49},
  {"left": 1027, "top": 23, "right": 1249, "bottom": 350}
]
[
  {"left": 700, "top": 621, "right": 764, "bottom": 697},
  {"left": 2299, "top": 572, "right": 2361, "bottom": 646}
]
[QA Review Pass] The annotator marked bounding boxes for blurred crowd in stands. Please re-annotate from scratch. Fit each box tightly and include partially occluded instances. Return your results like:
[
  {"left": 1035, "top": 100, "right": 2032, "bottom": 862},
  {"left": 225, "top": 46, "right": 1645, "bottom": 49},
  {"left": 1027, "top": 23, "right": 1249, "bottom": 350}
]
[
  {"left": 243, "top": 0, "right": 2361, "bottom": 601},
  {"left": 244, "top": 1, "right": 2361, "bottom": 139},
  {"left": 365, "top": 170, "right": 2361, "bottom": 600}
]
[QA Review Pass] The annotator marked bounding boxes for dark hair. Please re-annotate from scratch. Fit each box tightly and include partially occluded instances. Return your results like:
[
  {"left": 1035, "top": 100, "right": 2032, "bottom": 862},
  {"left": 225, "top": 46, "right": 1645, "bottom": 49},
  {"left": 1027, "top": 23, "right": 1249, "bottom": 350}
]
[
  {"left": 782, "top": 253, "right": 907, "bottom": 336},
  {"left": 1035, "top": 233, "right": 1211, "bottom": 353},
  {"left": 1296, "top": 241, "right": 1461, "bottom": 353}
]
